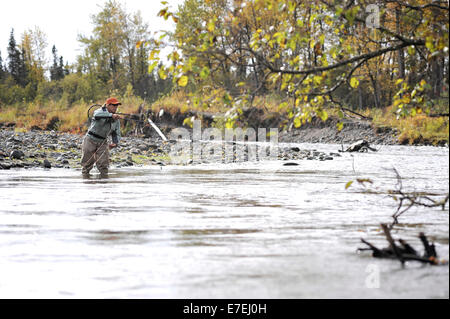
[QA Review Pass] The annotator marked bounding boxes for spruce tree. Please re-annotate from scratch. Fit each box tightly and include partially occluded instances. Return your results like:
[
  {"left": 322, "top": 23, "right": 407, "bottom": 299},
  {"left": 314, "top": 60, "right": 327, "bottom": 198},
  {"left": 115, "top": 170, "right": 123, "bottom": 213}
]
[
  {"left": 7, "top": 29, "right": 21, "bottom": 84},
  {"left": 0, "top": 50, "right": 4, "bottom": 80},
  {"left": 7, "top": 29, "right": 28, "bottom": 86},
  {"left": 50, "top": 45, "right": 58, "bottom": 81},
  {"left": 50, "top": 45, "right": 65, "bottom": 81},
  {"left": 58, "top": 56, "right": 65, "bottom": 79}
]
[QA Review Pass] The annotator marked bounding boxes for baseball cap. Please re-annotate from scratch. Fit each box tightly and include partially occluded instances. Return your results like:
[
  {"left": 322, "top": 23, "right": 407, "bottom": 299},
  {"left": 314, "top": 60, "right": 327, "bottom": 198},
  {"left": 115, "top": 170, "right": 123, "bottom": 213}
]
[{"left": 105, "top": 97, "right": 122, "bottom": 105}]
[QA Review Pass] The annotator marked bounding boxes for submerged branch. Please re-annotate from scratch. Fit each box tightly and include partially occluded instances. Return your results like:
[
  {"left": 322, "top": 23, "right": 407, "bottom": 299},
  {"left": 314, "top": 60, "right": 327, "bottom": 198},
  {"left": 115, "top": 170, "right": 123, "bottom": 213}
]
[{"left": 359, "top": 224, "right": 447, "bottom": 266}]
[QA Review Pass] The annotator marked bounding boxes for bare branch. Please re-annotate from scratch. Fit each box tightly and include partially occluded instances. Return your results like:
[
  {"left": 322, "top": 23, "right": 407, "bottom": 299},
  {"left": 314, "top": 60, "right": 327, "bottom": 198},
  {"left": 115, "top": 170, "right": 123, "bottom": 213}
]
[
  {"left": 388, "top": 168, "right": 449, "bottom": 229},
  {"left": 245, "top": 41, "right": 424, "bottom": 76}
]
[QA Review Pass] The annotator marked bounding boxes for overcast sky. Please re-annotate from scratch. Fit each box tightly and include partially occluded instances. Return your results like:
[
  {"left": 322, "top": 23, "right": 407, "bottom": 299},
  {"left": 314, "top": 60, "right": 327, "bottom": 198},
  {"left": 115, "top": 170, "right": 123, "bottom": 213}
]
[{"left": 0, "top": 0, "right": 184, "bottom": 66}]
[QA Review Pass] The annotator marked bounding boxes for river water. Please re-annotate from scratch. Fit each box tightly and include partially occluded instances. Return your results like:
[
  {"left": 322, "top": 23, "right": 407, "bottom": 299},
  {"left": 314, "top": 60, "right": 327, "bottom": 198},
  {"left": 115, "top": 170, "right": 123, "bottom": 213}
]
[{"left": 0, "top": 143, "right": 448, "bottom": 298}]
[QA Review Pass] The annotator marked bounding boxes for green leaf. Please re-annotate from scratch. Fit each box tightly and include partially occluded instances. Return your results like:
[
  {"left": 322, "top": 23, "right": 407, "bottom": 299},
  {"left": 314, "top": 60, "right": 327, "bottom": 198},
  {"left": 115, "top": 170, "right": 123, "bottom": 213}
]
[
  {"left": 313, "top": 75, "right": 322, "bottom": 85},
  {"left": 316, "top": 109, "right": 328, "bottom": 121},
  {"left": 193, "top": 97, "right": 200, "bottom": 108},
  {"left": 345, "top": 181, "right": 353, "bottom": 189},
  {"left": 336, "top": 121, "right": 344, "bottom": 131},
  {"left": 287, "top": 39, "right": 296, "bottom": 51},
  {"left": 200, "top": 67, "right": 210, "bottom": 79},
  {"left": 158, "top": 8, "right": 167, "bottom": 17},
  {"left": 425, "top": 36, "right": 434, "bottom": 51},
  {"left": 319, "top": 34, "right": 325, "bottom": 45},
  {"left": 183, "top": 117, "right": 194, "bottom": 128},
  {"left": 222, "top": 93, "right": 232, "bottom": 105},
  {"left": 288, "top": 1, "right": 296, "bottom": 12}
]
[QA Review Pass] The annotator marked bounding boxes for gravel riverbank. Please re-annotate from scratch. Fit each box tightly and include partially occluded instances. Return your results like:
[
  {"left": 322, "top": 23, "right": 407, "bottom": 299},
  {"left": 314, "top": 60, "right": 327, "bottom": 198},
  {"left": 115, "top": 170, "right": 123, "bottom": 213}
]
[
  {"left": 0, "top": 128, "right": 345, "bottom": 171},
  {"left": 0, "top": 129, "right": 170, "bottom": 171},
  {"left": 279, "top": 117, "right": 399, "bottom": 145}
]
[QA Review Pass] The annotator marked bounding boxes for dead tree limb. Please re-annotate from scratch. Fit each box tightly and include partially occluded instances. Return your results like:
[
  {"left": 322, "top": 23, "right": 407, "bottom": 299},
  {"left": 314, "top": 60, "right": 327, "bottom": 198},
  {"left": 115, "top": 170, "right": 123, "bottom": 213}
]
[
  {"left": 359, "top": 225, "right": 447, "bottom": 266},
  {"left": 381, "top": 224, "right": 405, "bottom": 265}
]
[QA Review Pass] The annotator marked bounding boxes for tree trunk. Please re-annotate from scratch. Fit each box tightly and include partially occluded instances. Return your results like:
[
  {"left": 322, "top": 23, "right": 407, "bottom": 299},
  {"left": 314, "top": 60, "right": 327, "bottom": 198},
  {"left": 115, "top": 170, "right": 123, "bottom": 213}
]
[{"left": 396, "top": 9, "right": 405, "bottom": 79}]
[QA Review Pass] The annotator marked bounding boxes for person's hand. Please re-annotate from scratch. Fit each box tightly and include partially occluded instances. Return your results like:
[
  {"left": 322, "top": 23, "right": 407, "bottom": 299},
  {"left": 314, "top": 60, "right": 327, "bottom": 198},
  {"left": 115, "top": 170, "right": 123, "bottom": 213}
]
[
  {"left": 112, "top": 114, "right": 121, "bottom": 120},
  {"left": 109, "top": 143, "right": 118, "bottom": 149}
]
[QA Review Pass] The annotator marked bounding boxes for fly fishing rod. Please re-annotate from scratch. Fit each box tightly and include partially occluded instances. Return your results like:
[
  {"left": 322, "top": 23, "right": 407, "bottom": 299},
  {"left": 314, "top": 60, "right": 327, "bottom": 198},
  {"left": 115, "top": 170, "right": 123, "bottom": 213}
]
[
  {"left": 87, "top": 104, "right": 168, "bottom": 141},
  {"left": 88, "top": 104, "right": 143, "bottom": 122},
  {"left": 116, "top": 112, "right": 168, "bottom": 141}
]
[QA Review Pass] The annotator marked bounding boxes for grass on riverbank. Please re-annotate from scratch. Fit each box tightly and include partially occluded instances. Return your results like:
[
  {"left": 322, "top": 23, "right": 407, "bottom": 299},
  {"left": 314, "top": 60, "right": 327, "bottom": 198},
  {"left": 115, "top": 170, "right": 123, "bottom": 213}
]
[
  {"left": 364, "top": 105, "right": 449, "bottom": 145},
  {"left": 0, "top": 96, "right": 147, "bottom": 133}
]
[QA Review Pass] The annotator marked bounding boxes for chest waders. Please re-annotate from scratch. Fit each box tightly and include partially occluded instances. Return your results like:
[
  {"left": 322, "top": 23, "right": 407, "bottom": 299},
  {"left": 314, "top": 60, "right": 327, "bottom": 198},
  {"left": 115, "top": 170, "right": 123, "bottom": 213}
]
[{"left": 84, "top": 105, "right": 115, "bottom": 175}]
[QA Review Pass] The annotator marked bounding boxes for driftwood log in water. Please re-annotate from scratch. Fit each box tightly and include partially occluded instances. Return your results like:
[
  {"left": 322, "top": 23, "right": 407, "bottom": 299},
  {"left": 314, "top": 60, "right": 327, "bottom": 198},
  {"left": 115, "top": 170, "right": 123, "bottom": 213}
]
[
  {"left": 340, "top": 139, "right": 377, "bottom": 152},
  {"left": 358, "top": 224, "right": 447, "bottom": 266}
]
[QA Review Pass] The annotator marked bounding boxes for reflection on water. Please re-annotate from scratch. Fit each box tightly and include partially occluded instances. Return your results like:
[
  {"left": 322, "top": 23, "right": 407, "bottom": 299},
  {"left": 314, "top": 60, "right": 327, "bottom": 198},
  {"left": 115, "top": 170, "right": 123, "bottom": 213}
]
[{"left": 0, "top": 143, "right": 448, "bottom": 298}]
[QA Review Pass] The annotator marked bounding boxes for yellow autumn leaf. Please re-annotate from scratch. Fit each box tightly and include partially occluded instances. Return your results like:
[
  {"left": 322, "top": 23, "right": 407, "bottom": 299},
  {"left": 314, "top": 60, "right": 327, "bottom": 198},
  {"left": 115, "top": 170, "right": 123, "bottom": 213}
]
[
  {"left": 178, "top": 75, "right": 188, "bottom": 87},
  {"left": 158, "top": 68, "right": 167, "bottom": 80},
  {"left": 207, "top": 20, "right": 215, "bottom": 32},
  {"left": 313, "top": 75, "right": 322, "bottom": 85},
  {"left": 350, "top": 77, "right": 359, "bottom": 88}
]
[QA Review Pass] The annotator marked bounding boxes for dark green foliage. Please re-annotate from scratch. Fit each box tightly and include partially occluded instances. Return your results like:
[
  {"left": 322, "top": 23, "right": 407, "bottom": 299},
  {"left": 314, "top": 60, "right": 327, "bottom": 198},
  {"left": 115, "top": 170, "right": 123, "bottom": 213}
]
[
  {"left": 7, "top": 29, "right": 28, "bottom": 87},
  {"left": 0, "top": 50, "right": 5, "bottom": 81},
  {"left": 50, "top": 45, "right": 65, "bottom": 81}
]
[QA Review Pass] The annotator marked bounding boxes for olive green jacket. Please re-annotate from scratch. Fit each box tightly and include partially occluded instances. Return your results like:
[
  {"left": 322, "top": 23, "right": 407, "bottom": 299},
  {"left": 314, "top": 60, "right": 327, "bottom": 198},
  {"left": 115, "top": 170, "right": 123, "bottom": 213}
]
[{"left": 87, "top": 106, "right": 121, "bottom": 144}]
